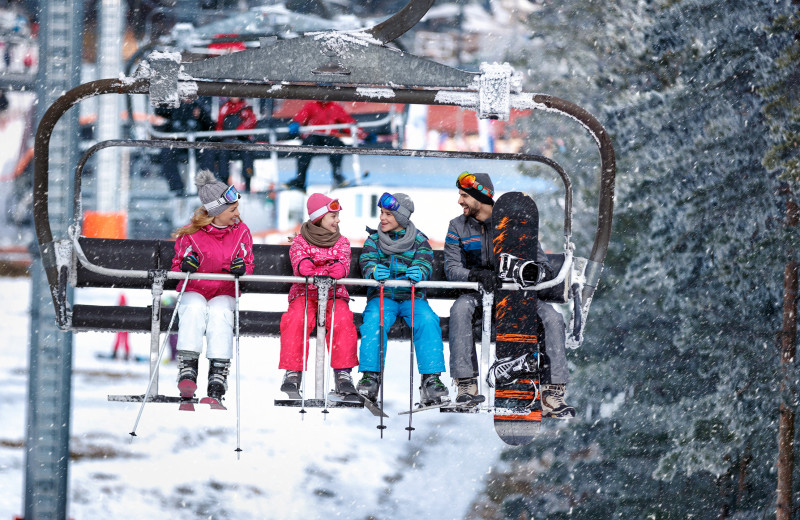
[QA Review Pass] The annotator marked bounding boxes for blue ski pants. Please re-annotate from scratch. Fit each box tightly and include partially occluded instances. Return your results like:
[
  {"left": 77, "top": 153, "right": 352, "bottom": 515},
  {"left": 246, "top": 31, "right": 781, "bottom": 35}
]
[{"left": 358, "top": 297, "right": 446, "bottom": 375}]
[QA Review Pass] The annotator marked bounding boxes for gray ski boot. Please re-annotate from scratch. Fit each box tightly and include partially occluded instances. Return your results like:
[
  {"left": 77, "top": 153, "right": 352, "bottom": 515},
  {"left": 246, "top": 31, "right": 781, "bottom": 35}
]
[
  {"left": 280, "top": 370, "right": 302, "bottom": 399},
  {"left": 201, "top": 358, "right": 230, "bottom": 410},
  {"left": 419, "top": 373, "right": 449, "bottom": 406},
  {"left": 334, "top": 369, "right": 359, "bottom": 402},
  {"left": 357, "top": 371, "right": 381, "bottom": 402},
  {"left": 177, "top": 350, "right": 199, "bottom": 398}
]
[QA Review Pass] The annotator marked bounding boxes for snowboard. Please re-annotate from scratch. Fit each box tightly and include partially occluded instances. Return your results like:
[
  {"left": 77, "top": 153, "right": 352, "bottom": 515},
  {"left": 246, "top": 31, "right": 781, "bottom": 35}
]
[{"left": 491, "top": 191, "right": 542, "bottom": 446}]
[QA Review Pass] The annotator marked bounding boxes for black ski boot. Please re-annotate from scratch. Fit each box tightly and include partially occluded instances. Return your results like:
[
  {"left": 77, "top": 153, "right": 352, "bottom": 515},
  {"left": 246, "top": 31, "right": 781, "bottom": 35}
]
[
  {"left": 419, "top": 373, "right": 450, "bottom": 406},
  {"left": 280, "top": 370, "right": 302, "bottom": 399},
  {"left": 202, "top": 358, "right": 230, "bottom": 410},
  {"left": 177, "top": 350, "right": 199, "bottom": 398},
  {"left": 334, "top": 369, "right": 359, "bottom": 401},
  {"left": 357, "top": 372, "right": 381, "bottom": 402}
]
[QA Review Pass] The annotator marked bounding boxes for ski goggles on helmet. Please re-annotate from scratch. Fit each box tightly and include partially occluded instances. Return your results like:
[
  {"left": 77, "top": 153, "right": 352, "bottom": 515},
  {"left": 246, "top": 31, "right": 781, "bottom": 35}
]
[
  {"left": 456, "top": 171, "right": 494, "bottom": 198},
  {"left": 204, "top": 185, "right": 241, "bottom": 212},
  {"left": 308, "top": 199, "right": 342, "bottom": 222}
]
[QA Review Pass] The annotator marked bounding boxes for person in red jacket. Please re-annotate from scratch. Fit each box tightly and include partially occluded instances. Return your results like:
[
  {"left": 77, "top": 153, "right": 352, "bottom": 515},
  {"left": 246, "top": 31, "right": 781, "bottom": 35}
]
[
  {"left": 213, "top": 97, "right": 258, "bottom": 192},
  {"left": 285, "top": 100, "right": 373, "bottom": 191},
  {"left": 171, "top": 169, "right": 255, "bottom": 407}
]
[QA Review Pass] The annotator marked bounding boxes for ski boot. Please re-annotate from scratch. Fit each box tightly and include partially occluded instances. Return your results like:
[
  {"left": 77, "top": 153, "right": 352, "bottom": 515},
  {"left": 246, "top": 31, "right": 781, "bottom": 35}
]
[
  {"left": 333, "top": 369, "right": 360, "bottom": 402},
  {"left": 280, "top": 370, "right": 302, "bottom": 399},
  {"left": 357, "top": 372, "right": 381, "bottom": 402},
  {"left": 498, "top": 252, "right": 549, "bottom": 288},
  {"left": 177, "top": 350, "right": 199, "bottom": 411},
  {"left": 541, "top": 384, "right": 576, "bottom": 419},
  {"left": 419, "top": 373, "right": 450, "bottom": 406},
  {"left": 200, "top": 359, "right": 230, "bottom": 410},
  {"left": 487, "top": 352, "right": 537, "bottom": 388}
]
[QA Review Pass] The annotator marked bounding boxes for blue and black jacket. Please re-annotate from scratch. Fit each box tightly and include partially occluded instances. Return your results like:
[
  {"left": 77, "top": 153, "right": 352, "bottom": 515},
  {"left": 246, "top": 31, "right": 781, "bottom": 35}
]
[{"left": 359, "top": 227, "right": 434, "bottom": 301}]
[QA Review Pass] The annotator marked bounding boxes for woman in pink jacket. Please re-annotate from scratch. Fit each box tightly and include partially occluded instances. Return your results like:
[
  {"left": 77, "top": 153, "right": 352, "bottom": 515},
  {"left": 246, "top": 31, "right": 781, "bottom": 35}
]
[
  {"left": 279, "top": 193, "right": 359, "bottom": 400},
  {"left": 171, "top": 170, "right": 255, "bottom": 407}
]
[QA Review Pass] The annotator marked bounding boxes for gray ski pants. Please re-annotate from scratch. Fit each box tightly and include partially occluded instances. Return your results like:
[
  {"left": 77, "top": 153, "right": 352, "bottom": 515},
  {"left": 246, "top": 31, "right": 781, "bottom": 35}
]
[{"left": 448, "top": 292, "right": 569, "bottom": 384}]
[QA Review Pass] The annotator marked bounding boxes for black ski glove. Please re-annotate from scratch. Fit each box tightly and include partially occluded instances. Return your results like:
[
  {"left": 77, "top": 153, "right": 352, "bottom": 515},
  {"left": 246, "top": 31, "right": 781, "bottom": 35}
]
[
  {"left": 180, "top": 253, "right": 200, "bottom": 273},
  {"left": 468, "top": 268, "right": 502, "bottom": 293},
  {"left": 230, "top": 257, "right": 246, "bottom": 277}
]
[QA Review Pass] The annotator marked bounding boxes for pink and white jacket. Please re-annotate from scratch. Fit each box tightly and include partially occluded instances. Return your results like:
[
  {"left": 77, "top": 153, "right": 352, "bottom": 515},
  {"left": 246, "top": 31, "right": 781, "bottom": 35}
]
[
  {"left": 287, "top": 233, "right": 351, "bottom": 303},
  {"left": 171, "top": 222, "right": 255, "bottom": 300}
]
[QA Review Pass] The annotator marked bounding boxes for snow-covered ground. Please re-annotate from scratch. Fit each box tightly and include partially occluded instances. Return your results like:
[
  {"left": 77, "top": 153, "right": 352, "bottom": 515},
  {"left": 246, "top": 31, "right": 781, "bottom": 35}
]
[{"left": 0, "top": 277, "right": 505, "bottom": 519}]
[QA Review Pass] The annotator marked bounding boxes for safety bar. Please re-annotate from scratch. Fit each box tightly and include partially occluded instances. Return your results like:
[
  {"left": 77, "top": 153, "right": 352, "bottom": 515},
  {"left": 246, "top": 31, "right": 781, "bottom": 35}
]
[{"left": 72, "top": 231, "right": 572, "bottom": 293}]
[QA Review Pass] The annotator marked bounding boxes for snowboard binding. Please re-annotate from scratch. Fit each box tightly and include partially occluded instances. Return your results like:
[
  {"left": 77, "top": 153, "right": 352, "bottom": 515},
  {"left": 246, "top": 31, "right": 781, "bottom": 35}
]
[
  {"left": 498, "top": 253, "right": 547, "bottom": 288},
  {"left": 486, "top": 352, "right": 538, "bottom": 388}
]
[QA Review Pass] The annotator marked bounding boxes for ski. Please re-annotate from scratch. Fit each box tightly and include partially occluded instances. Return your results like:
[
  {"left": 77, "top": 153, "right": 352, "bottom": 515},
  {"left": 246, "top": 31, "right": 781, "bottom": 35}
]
[
  {"left": 359, "top": 395, "right": 389, "bottom": 418},
  {"left": 397, "top": 397, "right": 452, "bottom": 415},
  {"left": 178, "top": 380, "right": 197, "bottom": 411},
  {"left": 326, "top": 391, "right": 362, "bottom": 405},
  {"left": 492, "top": 191, "right": 543, "bottom": 446},
  {"left": 199, "top": 396, "right": 227, "bottom": 410}
]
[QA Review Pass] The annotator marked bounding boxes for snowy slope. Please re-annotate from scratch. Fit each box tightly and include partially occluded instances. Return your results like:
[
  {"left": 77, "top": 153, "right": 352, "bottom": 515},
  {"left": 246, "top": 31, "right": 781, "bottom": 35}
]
[{"left": 0, "top": 278, "right": 505, "bottom": 519}]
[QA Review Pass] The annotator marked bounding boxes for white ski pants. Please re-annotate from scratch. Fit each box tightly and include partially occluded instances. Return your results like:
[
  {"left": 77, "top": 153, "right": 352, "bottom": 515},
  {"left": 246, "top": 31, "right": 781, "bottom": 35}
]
[{"left": 176, "top": 291, "right": 235, "bottom": 359}]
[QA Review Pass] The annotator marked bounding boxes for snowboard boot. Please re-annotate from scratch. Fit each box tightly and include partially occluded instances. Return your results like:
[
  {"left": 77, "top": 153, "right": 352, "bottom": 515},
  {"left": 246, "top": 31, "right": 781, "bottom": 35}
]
[
  {"left": 284, "top": 175, "right": 306, "bottom": 192},
  {"left": 206, "top": 359, "right": 230, "bottom": 403},
  {"left": 334, "top": 369, "right": 358, "bottom": 396},
  {"left": 177, "top": 350, "right": 199, "bottom": 399},
  {"left": 454, "top": 377, "right": 480, "bottom": 405},
  {"left": 280, "top": 370, "right": 302, "bottom": 399},
  {"left": 419, "top": 373, "right": 450, "bottom": 406},
  {"left": 357, "top": 371, "right": 381, "bottom": 402},
  {"left": 541, "top": 384, "right": 576, "bottom": 419}
]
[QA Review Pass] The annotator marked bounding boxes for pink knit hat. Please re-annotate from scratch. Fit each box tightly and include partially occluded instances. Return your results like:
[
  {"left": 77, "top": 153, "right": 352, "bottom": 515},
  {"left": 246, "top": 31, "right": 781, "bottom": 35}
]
[{"left": 307, "top": 193, "right": 342, "bottom": 224}]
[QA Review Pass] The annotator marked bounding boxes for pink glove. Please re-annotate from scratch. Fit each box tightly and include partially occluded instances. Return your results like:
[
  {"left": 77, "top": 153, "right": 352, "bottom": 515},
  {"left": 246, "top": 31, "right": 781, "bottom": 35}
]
[
  {"left": 297, "top": 258, "right": 315, "bottom": 276},
  {"left": 327, "top": 261, "right": 346, "bottom": 279}
]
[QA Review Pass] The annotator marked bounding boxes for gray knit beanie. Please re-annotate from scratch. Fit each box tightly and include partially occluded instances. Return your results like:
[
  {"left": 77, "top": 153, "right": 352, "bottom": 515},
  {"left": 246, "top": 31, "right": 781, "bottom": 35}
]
[
  {"left": 196, "top": 169, "right": 234, "bottom": 217},
  {"left": 389, "top": 192, "right": 414, "bottom": 228}
]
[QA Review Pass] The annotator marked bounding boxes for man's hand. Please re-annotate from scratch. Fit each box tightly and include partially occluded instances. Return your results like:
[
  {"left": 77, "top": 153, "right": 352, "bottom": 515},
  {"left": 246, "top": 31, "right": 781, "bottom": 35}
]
[{"left": 468, "top": 268, "right": 502, "bottom": 292}]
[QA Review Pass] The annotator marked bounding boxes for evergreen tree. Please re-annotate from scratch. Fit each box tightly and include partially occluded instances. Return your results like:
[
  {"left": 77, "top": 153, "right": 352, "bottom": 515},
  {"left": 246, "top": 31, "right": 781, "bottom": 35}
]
[{"left": 472, "top": 1, "right": 798, "bottom": 518}]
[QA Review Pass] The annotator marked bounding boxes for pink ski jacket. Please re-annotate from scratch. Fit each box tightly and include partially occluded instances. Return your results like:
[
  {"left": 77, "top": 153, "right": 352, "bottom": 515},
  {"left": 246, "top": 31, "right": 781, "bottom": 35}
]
[
  {"left": 287, "top": 233, "right": 351, "bottom": 303},
  {"left": 171, "top": 222, "right": 255, "bottom": 299}
]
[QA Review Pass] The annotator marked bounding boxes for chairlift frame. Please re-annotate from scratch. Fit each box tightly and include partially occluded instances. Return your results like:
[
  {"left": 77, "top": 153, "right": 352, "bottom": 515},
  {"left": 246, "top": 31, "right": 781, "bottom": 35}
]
[{"left": 32, "top": 0, "right": 614, "bottom": 400}]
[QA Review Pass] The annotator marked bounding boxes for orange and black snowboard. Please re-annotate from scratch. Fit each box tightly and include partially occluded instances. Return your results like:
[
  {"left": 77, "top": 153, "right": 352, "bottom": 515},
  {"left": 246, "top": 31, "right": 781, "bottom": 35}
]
[{"left": 491, "top": 191, "right": 542, "bottom": 446}]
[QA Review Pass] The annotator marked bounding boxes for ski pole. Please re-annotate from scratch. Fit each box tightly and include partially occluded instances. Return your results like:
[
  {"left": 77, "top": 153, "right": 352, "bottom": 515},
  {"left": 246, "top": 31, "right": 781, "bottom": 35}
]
[
  {"left": 405, "top": 282, "right": 416, "bottom": 440},
  {"left": 234, "top": 273, "right": 242, "bottom": 456},
  {"left": 378, "top": 281, "right": 387, "bottom": 437},
  {"left": 299, "top": 277, "right": 310, "bottom": 416},
  {"left": 130, "top": 270, "right": 191, "bottom": 438},
  {"left": 323, "top": 280, "right": 337, "bottom": 414}
]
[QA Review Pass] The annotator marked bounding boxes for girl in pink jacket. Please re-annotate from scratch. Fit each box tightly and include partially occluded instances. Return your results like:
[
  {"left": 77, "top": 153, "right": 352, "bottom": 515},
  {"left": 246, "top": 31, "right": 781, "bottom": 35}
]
[
  {"left": 279, "top": 193, "right": 358, "bottom": 400},
  {"left": 172, "top": 170, "right": 254, "bottom": 407}
]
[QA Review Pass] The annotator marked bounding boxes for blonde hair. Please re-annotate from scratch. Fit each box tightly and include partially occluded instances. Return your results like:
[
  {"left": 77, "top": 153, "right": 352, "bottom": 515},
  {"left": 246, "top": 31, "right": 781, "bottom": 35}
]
[{"left": 173, "top": 207, "right": 214, "bottom": 237}]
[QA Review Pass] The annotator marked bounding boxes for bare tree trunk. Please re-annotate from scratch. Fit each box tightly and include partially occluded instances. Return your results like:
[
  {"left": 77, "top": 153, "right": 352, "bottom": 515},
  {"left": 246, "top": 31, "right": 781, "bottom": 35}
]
[{"left": 777, "top": 191, "right": 798, "bottom": 520}]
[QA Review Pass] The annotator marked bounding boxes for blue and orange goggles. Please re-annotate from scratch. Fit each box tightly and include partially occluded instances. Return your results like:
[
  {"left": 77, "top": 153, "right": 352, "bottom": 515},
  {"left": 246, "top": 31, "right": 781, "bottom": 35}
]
[{"left": 456, "top": 171, "right": 494, "bottom": 198}]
